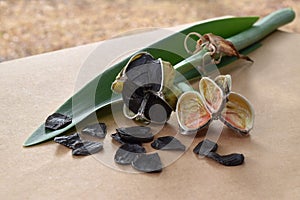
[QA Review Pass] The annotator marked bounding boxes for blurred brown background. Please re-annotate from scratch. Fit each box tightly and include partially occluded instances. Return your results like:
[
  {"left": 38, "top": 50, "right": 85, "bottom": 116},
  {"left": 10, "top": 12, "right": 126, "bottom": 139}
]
[{"left": 1, "top": 0, "right": 299, "bottom": 61}]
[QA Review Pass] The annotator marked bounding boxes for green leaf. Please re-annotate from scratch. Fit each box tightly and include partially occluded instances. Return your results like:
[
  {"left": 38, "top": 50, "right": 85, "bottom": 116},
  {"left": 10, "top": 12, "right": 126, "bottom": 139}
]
[{"left": 24, "top": 16, "right": 261, "bottom": 146}]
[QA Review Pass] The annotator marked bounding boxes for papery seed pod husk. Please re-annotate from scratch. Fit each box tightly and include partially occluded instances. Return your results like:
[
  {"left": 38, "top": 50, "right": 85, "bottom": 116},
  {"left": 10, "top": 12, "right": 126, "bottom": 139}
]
[
  {"left": 220, "top": 92, "right": 254, "bottom": 135},
  {"left": 199, "top": 77, "right": 225, "bottom": 115},
  {"left": 214, "top": 74, "right": 232, "bottom": 96},
  {"left": 176, "top": 91, "right": 212, "bottom": 133},
  {"left": 111, "top": 52, "right": 180, "bottom": 123}
]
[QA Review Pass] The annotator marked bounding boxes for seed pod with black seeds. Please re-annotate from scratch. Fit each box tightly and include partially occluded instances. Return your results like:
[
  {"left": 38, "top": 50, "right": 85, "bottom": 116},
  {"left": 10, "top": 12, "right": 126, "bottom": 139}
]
[{"left": 111, "top": 52, "right": 181, "bottom": 124}]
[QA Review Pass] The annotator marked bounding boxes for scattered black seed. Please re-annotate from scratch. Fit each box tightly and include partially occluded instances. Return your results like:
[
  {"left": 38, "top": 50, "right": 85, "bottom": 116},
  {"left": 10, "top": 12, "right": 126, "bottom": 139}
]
[
  {"left": 132, "top": 153, "right": 162, "bottom": 173},
  {"left": 72, "top": 141, "right": 103, "bottom": 156},
  {"left": 116, "top": 126, "right": 154, "bottom": 143},
  {"left": 114, "top": 143, "right": 146, "bottom": 165},
  {"left": 54, "top": 133, "right": 83, "bottom": 150},
  {"left": 81, "top": 123, "right": 107, "bottom": 138},
  {"left": 193, "top": 139, "right": 218, "bottom": 156},
  {"left": 151, "top": 136, "right": 185, "bottom": 151},
  {"left": 111, "top": 132, "right": 142, "bottom": 145},
  {"left": 207, "top": 152, "right": 244, "bottom": 166},
  {"left": 111, "top": 132, "right": 126, "bottom": 144},
  {"left": 45, "top": 113, "right": 72, "bottom": 130}
]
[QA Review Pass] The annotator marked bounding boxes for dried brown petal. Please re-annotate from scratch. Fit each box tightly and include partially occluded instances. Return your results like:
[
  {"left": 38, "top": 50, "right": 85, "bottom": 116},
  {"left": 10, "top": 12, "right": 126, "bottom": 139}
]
[{"left": 200, "top": 33, "right": 253, "bottom": 62}]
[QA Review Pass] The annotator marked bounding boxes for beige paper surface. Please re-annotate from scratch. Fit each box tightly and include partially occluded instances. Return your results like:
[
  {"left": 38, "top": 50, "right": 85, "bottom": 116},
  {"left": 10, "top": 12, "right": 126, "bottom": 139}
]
[{"left": 0, "top": 30, "right": 299, "bottom": 199}]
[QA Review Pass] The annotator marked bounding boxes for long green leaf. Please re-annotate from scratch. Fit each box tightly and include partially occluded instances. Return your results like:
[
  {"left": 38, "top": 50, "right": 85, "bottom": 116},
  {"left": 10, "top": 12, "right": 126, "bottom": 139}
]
[{"left": 24, "top": 16, "right": 261, "bottom": 146}]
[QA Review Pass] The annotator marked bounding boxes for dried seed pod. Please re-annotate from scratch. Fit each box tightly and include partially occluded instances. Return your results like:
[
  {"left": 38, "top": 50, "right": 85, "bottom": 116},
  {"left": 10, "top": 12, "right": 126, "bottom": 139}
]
[
  {"left": 151, "top": 136, "right": 186, "bottom": 151},
  {"left": 214, "top": 74, "right": 232, "bottom": 96},
  {"left": 207, "top": 152, "right": 245, "bottom": 166},
  {"left": 176, "top": 91, "right": 212, "bottom": 133},
  {"left": 111, "top": 52, "right": 179, "bottom": 124},
  {"left": 81, "top": 123, "right": 107, "bottom": 138},
  {"left": 197, "top": 33, "right": 253, "bottom": 63},
  {"left": 193, "top": 139, "right": 218, "bottom": 156},
  {"left": 114, "top": 143, "right": 146, "bottom": 165},
  {"left": 72, "top": 141, "right": 103, "bottom": 156},
  {"left": 220, "top": 92, "right": 254, "bottom": 134},
  {"left": 131, "top": 153, "right": 163, "bottom": 173},
  {"left": 54, "top": 133, "right": 83, "bottom": 150},
  {"left": 45, "top": 113, "right": 72, "bottom": 130},
  {"left": 176, "top": 74, "right": 254, "bottom": 135},
  {"left": 116, "top": 126, "right": 154, "bottom": 143}
]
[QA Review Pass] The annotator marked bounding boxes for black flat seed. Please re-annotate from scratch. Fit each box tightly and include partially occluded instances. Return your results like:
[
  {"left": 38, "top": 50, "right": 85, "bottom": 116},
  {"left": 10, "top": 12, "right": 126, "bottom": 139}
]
[
  {"left": 81, "top": 123, "right": 107, "bottom": 138},
  {"left": 45, "top": 113, "right": 72, "bottom": 130},
  {"left": 72, "top": 141, "right": 103, "bottom": 156},
  {"left": 132, "top": 153, "right": 162, "bottom": 173},
  {"left": 151, "top": 136, "right": 185, "bottom": 151},
  {"left": 54, "top": 133, "right": 83, "bottom": 150},
  {"left": 193, "top": 139, "right": 218, "bottom": 156},
  {"left": 207, "top": 152, "right": 244, "bottom": 166},
  {"left": 111, "top": 132, "right": 126, "bottom": 144},
  {"left": 116, "top": 126, "right": 154, "bottom": 143},
  {"left": 114, "top": 143, "right": 146, "bottom": 165}
]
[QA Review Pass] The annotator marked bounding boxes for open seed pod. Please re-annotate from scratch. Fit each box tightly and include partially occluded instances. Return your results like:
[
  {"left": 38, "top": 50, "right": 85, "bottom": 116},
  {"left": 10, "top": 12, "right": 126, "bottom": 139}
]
[
  {"left": 111, "top": 52, "right": 179, "bottom": 123},
  {"left": 176, "top": 91, "right": 212, "bottom": 133},
  {"left": 176, "top": 74, "right": 254, "bottom": 135},
  {"left": 199, "top": 77, "right": 225, "bottom": 115},
  {"left": 220, "top": 92, "right": 254, "bottom": 135}
]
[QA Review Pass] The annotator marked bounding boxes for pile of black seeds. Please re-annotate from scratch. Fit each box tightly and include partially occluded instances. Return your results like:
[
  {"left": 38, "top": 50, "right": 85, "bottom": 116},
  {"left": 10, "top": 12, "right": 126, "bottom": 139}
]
[
  {"left": 48, "top": 113, "right": 244, "bottom": 171},
  {"left": 111, "top": 126, "right": 186, "bottom": 173}
]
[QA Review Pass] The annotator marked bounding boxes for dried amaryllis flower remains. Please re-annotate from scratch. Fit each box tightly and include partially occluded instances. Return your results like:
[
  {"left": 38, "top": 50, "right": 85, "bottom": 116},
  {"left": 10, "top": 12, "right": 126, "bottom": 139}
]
[
  {"left": 111, "top": 52, "right": 180, "bottom": 124},
  {"left": 176, "top": 74, "right": 254, "bottom": 135},
  {"left": 184, "top": 32, "right": 253, "bottom": 65}
]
